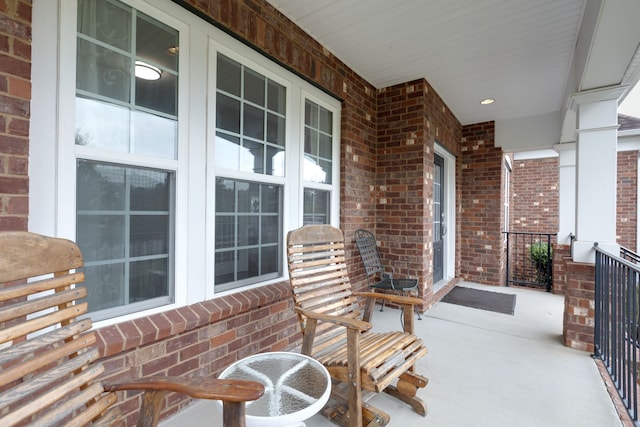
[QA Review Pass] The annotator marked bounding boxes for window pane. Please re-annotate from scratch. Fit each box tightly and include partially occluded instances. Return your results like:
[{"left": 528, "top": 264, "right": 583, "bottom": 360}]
[
  {"left": 130, "top": 258, "right": 168, "bottom": 302},
  {"left": 217, "top": 54, "right": 241, "bottom": 96},
  {"left": 136, "top": 14, "right": 178, "bottom": 71},
  {"left": 84, "top": 263, "right": 125, "bottom": 312},
  {"left": 214, "top": 178, "right": 282, "bottom": 290},
  {"left": 261, "top": 216, "right": 278, "bottom": 243},
  {"left": 76, "top": 38, "right": 131, "bottom": 102},
  {"left": 135, "top": 71, "right": 177, "bottom": 116},
  {"left": 237, "top": 181, "right": 260, "bottom": 213},
  {"left": 304, "top": 99, "right": 333, "bottom": 184},
  {"left": 237, "top": 216, "right": 259, "bottom": 246},
  {"left": 215, "top": 132, "right": 241, "bottom": 170},
  {"left": 319, "top": 108, "right": 332, "bottom": 134},
  {"left": 303, "top": 188, "right": 329, "bottom": 225},
  {"left": 216, "top": 178, "right": 236, "bottom": 212},
  {"left": 244, "top": 68, "right": 265, "bottom": 106},
  {"left": 236, "top": 248, "right": 259, "bottom": 280},
  {"left": 267, "top": 113, "right": 285, "bottom": 146},
  {"left": 266, "top": 146, "right": 284, "bottom": 177},
  {"left": 130, "top": 215, "right": 169, "bottom": 257},
  {"left": 217, "top": 93, "right": 241, "bottom": 133},
  {"left": 319, "top": 133, "right": 332, "bottom": 158},
  {"left": 77, "top": 215, "right": 125, "bottom": 262},
  {"left": 261, "top": 246, "right": 278, "bottom": 275},
  {"left": 216, "top": 216, "right": 235, "bottom": 248},
  {"left": 76, "top": 97, "right": 130, "bottom": 150},
  {"left": 262, "top": 185, "right": 279, "bottom": 213},
  {"left": 77, "top": 161, "right": 125, "bottom": 210},
  {"left": 241, "top": 139, "right": 264, "bottom": 174},
  {"left": 215, "top": 251, "right": 235, "bottom": 284},
  {"left": 267, "top": 81, "right": 285, "bottom": 114},
  {"left": 133, "top": 110, "right": 177, "bottom": 159},
  {"left": 76, "top": 160, "right": 174, "bottom": 317},
  {"left": 243, "top": 104, "right": 265, "bottom": 140},
  {"left": 78, "top": 0, "right": 131, "bottom": 50}
]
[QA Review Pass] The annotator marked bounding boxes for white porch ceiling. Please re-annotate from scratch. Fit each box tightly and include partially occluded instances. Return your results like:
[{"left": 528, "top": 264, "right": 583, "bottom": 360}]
[{"left": 264, "top": 0, "right": 590, "bottom": 126}]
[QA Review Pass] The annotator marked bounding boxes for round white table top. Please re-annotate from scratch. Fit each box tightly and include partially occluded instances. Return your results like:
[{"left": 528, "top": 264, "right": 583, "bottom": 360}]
[{"left": 219, "top": 351, "right": 331, "bottom": 427}]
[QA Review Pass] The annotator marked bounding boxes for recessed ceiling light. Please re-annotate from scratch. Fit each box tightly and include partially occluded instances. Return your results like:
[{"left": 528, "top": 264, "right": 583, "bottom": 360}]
[
  {"left": 480, "top": 98, "right": 495, "bottom": 105},
  {"left": 135, "top": 61, "right": 162, "bottom": 81}
]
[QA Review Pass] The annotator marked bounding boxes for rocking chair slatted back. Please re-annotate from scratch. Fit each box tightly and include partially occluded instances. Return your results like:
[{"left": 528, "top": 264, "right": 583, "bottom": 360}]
[{"left": 286, "top": 225, "right": 429, "bottom": 427}]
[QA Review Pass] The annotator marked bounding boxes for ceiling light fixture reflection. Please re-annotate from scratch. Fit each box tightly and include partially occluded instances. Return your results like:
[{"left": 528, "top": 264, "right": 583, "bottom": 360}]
[
  {"left": 480, "top": 98, "right": 495, "bottom": 105},
  {"left": 135, "top": 61, "right": 162, "bottom": 80}
]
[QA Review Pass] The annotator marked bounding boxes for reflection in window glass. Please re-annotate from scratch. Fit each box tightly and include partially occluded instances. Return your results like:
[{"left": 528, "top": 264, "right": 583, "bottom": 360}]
[
  {"left": 76, "top": 0, "right": 178, "bottom": 160},
  {"left": 304, "top": 99, "right": 332, "bottom": 184},
  {"left": 77, "top": 160, "right": 174, "bottom": 317},
  {"left": 215, "top": 54, "right": 285, "bottom": 177},
  {"left": 214, "top": 178, "right": 282, "bottom": 290},
  {"left": 303, "top": 99, "right": 333, "bottom": 225},
  {"left": 303, "top": 188, "right": 330, "bottom": 225}
]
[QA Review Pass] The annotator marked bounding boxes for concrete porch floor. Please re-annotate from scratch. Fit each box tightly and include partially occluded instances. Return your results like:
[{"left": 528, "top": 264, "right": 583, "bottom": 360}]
[{"left": 160, "top": 282, "right": 622, "bottom": 427}]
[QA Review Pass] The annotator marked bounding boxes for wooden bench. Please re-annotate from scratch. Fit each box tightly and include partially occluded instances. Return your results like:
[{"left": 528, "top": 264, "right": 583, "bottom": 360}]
[
  {"left": 286, "top": 225, "right": 428, "bottom": 427},
  {"left": 0, "top": 231, "right": 264, "bottom": 427}
]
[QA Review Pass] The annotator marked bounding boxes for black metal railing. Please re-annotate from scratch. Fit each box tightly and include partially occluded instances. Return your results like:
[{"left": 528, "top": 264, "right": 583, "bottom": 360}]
[
  {"left": 594, "top": 243, "right": 640, "bottom": 424},
  {"left": 504, "top": 232, "right": 555, "bottom": 291}
]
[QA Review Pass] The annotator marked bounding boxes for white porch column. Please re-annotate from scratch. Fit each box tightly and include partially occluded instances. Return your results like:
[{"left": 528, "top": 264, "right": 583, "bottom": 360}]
[
  {"left": 555, "top": 143, "right": 576, "bottom": 245},
  {"left": 571, "top": 87, "right": 626, "bottom": 263}
]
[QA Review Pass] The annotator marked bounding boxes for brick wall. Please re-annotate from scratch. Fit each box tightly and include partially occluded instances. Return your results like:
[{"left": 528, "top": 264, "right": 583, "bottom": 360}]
[
  {"left": 460, "top": 122, "right": 505, "bottom": 286},
  {"left": 376, "top": 80, "right": 462, "bottom": 307},
  {"left": 512, "top": 158, "right": 559, "bottom": 233},
  {"left": 0, "top": 0, "right": 31, "bottom": 231},
  {"left": 617, "top": 150, "right": 638, "bottom": 251},
  {"left": 562, "top": 259, "right": 595, "bottom": 352},
  {"left": 97, "top": 283, "right": 299, "bottom": 423}
]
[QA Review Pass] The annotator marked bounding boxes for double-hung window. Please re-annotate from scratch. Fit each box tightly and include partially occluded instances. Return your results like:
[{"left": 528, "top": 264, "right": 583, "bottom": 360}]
[
  {"left": 213, "top": 54, "right": 286, "bottom": 291},
  {"left": 75, "top": 0, "right": 179, "bottom": 320},
  {"left": 33, "top": 0, "right": 340, "bottom": 322}
]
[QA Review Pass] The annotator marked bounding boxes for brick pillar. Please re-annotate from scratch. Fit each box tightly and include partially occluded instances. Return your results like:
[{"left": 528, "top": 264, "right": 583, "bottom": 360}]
[{"left": 563, "top": 258, "right": 595, "bottom": 352}]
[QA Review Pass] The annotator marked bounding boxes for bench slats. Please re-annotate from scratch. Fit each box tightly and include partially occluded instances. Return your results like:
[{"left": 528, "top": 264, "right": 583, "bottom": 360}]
[
  {"left": 0, "top": 231, "right": 265, "bottom": 426},
  {"left": 0, "top": 346, "right": 99, "bottom": 409},
  {"left": 0, "top": 320, "right": 92, "bottom": 365},
  {"left": 0, "top": 287, "right": 87, "bottom": 323},
  {"left": 1, "top": 363, "right": 104, "bottom": 427},
  {"left": 0, "top": 272, "right": 84, "bottom": 303},
  {"left": 0, "top": 302, "right": 88, "bottom": 344}
]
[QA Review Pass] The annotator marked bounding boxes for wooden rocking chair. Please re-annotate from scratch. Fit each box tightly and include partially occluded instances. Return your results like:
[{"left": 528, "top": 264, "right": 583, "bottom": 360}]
[
  {"left": 286, "top": 225, "right": 428, "bottom": 427},
  {"left": 0, "top": 231, "right": 264, "bottom": 427}
]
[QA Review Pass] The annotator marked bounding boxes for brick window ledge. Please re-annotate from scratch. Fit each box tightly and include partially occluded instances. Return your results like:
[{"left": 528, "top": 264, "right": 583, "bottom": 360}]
[{"left": 94, "top": 281, "right": 292, "bottom": 358}]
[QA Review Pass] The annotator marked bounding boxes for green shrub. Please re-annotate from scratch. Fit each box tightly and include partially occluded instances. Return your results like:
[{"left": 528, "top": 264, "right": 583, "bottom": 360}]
[{"left": 530, "top": 241, "right": 552, "bottom": 284}]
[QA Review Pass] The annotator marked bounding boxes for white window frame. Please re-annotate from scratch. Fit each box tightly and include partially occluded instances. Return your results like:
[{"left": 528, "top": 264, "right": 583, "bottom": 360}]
[{"left": 30, "top": 0, "right": 341, "bottom": 324}]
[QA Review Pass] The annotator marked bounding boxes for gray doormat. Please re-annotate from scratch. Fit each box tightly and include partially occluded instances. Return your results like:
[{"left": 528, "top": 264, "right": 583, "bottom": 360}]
[{"left": 441, "top": 287, "right": 516, "bottom": 315}]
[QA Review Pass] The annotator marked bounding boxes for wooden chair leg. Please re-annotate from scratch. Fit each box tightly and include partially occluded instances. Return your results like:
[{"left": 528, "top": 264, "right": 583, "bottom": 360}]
[
  {"left": 222, "top": 401, "right": 246, "bottom": 427},
  {"left": 137, "top": 390, "right": 167, "bottom": 427}
]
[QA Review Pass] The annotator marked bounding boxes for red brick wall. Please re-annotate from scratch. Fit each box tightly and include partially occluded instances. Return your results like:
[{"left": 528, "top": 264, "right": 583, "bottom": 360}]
[
  {"left": 512, "top": 158, "right": 559, "bottom": 233},
  {"left": 617, "top": 151, "right": 637, "bottom": 251},
  {"left": 562, "top": 259, "right": 595, "bottom": 352},
  {"left": 98, "top": 283, "right": 299, "bottom": 423},
  {"left": 460, "top": 122, "right": 505, "bottom": 286},
  {"left": 376, "top": 80, "right": 462, "bottom": 306},
  {"left": 0, "top": 0, "right": 31, "bottom": 231}
]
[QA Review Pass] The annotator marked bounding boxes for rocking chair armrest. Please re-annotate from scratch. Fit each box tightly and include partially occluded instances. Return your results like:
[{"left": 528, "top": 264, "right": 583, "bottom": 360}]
[
  {"left": 105, "top": 376, "right": 265, "bottom": 402},
  {"left": 295, "top": 307, "right": 372, "bottom": 332},
  {"left": 354, "top": 291, "right": 421, "bottom": 307}
]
